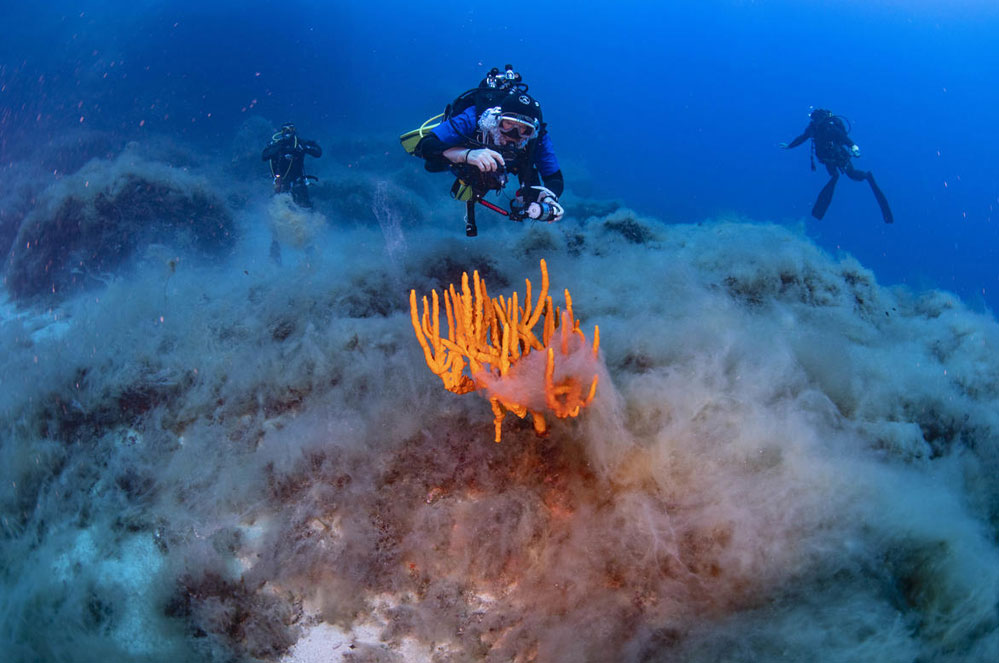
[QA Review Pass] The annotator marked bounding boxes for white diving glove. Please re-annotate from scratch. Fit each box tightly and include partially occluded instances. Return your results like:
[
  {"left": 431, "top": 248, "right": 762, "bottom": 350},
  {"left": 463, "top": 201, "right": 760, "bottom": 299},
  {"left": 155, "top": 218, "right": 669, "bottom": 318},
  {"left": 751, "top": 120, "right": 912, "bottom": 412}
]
[{"left": 850, "top": 144, "right": 861, "bottom": 158}]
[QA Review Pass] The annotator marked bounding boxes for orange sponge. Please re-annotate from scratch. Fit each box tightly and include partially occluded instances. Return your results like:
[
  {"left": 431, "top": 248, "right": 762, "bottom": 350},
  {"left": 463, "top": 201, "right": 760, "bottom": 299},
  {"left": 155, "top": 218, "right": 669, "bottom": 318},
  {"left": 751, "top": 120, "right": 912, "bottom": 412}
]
[{"left": 410, "top": 259, "right": 600, "bottom": 442}]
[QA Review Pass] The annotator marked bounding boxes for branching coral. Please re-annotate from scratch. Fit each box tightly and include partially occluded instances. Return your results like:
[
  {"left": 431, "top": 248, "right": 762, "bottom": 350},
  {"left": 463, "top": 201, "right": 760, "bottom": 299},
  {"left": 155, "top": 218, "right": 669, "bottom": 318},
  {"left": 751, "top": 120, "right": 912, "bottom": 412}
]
[{"left": 410, "top": 259, "right": 600, "bottom": 442}]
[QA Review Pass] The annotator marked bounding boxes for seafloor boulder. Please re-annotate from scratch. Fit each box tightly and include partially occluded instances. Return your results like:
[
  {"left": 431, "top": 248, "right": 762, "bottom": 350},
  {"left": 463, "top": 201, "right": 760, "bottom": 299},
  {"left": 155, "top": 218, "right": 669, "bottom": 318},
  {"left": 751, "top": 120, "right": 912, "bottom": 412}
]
[
  {"left": 4, "top": 178, "right": 999, "bottom": 661},
  {"left": 3, "top": 149, "right": 235, "bottom": 301}
]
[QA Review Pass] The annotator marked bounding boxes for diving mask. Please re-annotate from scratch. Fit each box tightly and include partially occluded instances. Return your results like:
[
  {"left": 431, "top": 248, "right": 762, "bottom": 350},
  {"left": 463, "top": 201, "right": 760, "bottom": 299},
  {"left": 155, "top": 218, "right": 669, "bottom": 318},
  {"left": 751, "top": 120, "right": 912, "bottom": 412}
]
[{"left": 499, "top": 114, "right": 538, "bottom": 140}]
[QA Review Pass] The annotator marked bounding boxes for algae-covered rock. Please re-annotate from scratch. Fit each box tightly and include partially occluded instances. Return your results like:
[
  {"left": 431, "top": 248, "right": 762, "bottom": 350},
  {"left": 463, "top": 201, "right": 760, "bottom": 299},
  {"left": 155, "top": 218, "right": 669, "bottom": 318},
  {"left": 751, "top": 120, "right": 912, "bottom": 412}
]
[{"left": 4, "top": 150, "right": 235, "bottom": 301}]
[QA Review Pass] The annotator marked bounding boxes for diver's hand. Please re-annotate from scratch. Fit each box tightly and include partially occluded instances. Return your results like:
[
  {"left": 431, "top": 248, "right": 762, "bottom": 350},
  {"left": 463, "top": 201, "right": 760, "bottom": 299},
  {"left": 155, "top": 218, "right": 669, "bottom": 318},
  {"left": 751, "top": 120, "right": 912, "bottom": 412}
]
[
  {"left": 466, "top": 148, "right": 505, "bottom": 173},
  {"left": 779, "top": 142, "right": 789, "bottom": 149},
  {"left": 536, "top": 187, "right": 564, "bottom": 223},
  {"left": 542, "top": 197, "right": 564, "bottom": 223},
  {"left": 525, "top": 186, "right": 564, "bottom": 223},
  {"left": 281, "top": 140, "right": 302, "bottom": 159},
  {"left": 850, "top": 144, "right": 861, "bottom": 157}
]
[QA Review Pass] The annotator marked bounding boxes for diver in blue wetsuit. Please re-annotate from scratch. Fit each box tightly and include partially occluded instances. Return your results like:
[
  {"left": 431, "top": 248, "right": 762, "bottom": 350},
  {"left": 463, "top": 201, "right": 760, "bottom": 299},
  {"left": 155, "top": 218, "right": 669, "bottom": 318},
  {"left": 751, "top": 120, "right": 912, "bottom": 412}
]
[
  {"left": 409, "top": 67, "right": 565, "bottom": 236},
  {"left": 781, "top": 108, "right": 893, "bottom": 224}
]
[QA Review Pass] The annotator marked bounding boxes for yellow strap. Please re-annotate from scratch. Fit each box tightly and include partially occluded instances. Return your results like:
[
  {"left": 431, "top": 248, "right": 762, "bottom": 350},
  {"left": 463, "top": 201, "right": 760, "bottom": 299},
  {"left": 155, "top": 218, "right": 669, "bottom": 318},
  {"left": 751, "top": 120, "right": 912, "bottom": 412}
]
[
  {"left": 269, "top": 135, "right": 299, "bottom": 181},
  {"left": 400, "top": 114, "right": 444, "bottom": 142},
  {"left": 421, "top": 113, "right": 444, "bottom": 131}
]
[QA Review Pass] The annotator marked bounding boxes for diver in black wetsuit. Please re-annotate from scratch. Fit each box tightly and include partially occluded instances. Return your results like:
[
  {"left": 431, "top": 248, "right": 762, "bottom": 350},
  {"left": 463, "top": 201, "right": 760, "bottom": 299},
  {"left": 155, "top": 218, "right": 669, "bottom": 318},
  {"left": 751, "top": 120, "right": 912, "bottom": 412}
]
[
  {"left": 781, "top": 108, "right": 893, "bottom": 224},
  {"left": 262, "top": 123, "right": 322, "bottom": 208}
]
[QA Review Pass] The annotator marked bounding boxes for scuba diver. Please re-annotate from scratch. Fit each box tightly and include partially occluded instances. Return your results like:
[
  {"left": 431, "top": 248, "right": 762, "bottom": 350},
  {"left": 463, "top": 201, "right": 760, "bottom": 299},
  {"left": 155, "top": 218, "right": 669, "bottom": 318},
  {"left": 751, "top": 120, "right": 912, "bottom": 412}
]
[
  {"left": 262, "top": 123, "right": 322, "bottom": 208},
  {"left": 781, "top": 108, "right": 893, "bottom": 224},
  {"left": 401, "top": 65, "right": 565, "bottom": 236}
]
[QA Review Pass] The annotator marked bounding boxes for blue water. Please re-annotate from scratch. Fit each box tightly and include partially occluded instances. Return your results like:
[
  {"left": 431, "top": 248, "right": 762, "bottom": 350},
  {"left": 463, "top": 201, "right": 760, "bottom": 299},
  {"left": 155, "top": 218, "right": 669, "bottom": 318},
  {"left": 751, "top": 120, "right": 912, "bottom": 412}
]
[{"left": 2, "top": 0, "right": 997, "bottom": 308}]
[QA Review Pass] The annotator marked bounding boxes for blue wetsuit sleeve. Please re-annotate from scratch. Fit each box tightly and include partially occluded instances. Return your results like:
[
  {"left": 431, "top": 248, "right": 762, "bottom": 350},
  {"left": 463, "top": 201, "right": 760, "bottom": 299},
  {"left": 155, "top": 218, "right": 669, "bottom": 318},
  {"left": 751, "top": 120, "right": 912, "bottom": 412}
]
[
  {"left": 431, "top": 107, "right": 478, "bottom": 147},
  {"left": 533, "top": 133, "right": 560, "bottom": 178}
]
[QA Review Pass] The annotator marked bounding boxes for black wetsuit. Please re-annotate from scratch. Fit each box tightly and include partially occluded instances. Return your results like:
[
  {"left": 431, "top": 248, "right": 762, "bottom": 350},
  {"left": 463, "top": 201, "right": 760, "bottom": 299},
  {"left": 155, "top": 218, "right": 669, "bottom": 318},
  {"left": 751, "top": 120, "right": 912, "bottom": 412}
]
[
  {"left": 262, "top": 136, "right": 322, "bottom": 207},
  {"left": 786, "top": 114, "right": 893, "bottom": 224}
]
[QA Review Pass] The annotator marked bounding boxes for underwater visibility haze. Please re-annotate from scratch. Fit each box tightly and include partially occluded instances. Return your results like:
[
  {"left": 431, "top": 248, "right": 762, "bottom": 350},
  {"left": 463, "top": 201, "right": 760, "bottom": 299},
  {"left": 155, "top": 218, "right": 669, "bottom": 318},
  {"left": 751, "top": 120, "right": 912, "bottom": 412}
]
[{"left": 1, "top": 1, "right": 999, "bottom": 661}]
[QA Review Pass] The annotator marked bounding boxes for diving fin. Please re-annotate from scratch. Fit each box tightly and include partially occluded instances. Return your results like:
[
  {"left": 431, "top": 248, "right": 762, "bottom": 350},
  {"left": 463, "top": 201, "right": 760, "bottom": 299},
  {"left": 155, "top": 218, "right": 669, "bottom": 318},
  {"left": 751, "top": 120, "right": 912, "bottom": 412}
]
[
  {"left": 400, "top": 128, "right": 429, "bottom": 155},
  {"left": 812, "top": 176, "right": 838, "bottom": 220},
  {"left": 450, "top": 178, "right": 474, "bottom": 202},
  {"left": 399, "top": 114, "right": 444, "bottom": 155},
  {"left": 867, "top": 175, "right": 894, "bottom": 224}
]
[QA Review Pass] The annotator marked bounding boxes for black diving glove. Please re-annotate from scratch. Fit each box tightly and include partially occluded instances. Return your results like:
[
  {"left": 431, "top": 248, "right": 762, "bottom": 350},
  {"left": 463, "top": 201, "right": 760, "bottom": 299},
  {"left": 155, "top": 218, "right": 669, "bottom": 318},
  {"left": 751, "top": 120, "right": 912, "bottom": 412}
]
[{"left": 280, "top": 140, "right": 304, "bottom": 159}]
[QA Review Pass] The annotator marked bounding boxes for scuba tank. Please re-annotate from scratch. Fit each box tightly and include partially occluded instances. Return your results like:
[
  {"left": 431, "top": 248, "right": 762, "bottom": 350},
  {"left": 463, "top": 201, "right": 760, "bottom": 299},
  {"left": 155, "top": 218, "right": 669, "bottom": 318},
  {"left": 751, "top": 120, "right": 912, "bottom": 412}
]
[{"left": 400, "top": 65, "right": 530, "bottom": 155}]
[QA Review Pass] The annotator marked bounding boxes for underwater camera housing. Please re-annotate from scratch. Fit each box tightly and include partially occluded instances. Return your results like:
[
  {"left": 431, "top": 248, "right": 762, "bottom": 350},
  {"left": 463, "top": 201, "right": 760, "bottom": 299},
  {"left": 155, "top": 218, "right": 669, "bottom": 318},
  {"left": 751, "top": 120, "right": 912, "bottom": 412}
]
[
  {"left": 449, "top": 163, "right": 510, "bottom": 238},
  {"left": 451, "top": 163, "right": 509, "bottom": 198}
]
